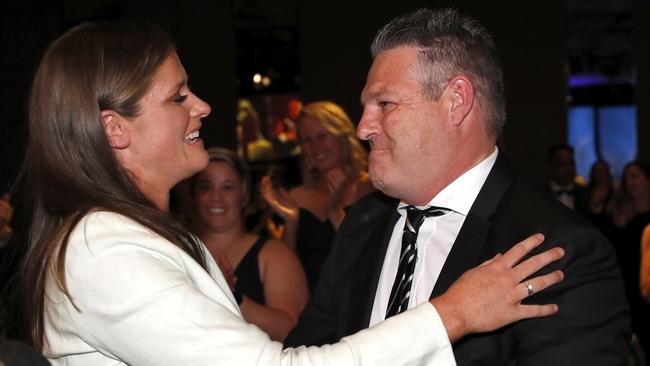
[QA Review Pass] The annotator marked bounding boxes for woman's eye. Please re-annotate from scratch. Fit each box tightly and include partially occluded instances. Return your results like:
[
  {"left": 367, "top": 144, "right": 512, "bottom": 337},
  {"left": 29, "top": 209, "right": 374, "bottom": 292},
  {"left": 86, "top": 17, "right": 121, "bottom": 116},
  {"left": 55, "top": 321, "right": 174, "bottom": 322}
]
[{"left": 173, "top": 94, "right": 188, "bottom": 104}]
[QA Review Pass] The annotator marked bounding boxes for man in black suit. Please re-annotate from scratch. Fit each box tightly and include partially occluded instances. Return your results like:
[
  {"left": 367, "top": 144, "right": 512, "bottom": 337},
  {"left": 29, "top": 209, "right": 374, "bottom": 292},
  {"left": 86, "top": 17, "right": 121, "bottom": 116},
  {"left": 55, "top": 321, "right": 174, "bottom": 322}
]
[
  {"left": 545, "top": 144, "right": 591, "bottom": 215},
  {"left": 286, "top": 8, "right": 630, "bottom": 365}
]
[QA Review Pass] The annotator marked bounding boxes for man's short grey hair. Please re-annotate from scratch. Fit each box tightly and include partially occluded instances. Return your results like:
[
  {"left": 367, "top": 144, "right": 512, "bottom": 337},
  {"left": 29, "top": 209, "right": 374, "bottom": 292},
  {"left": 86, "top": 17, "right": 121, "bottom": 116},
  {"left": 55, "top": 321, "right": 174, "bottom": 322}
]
[{"left": 371, "top": 8, "right": 506, "bottom": 138}]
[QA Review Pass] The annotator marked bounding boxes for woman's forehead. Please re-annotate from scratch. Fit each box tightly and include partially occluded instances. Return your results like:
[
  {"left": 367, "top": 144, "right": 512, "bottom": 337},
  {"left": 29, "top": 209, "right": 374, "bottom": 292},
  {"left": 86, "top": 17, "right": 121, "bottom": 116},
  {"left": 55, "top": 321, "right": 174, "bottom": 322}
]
[{"left": 149, "top": 53, "right": 187, "bottom": 96}]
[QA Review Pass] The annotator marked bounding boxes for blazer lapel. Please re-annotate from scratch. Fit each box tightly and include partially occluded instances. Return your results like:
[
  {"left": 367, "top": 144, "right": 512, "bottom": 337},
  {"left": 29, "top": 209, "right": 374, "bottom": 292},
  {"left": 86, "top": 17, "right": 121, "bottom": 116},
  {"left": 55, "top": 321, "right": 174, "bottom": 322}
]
[
  {"left": 345, "top": 195, "right": 400, "bottom": 335},
  {"left": 431, "top": 152, "right": 515, "bottom": 298}
]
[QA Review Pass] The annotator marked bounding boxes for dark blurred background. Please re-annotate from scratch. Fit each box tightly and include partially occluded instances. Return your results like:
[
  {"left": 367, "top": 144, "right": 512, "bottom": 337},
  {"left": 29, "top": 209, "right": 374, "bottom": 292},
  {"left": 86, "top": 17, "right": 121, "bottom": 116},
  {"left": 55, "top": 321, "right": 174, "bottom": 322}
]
[{"left": 1, "top": 0, "right": 648, "bottom": 192}]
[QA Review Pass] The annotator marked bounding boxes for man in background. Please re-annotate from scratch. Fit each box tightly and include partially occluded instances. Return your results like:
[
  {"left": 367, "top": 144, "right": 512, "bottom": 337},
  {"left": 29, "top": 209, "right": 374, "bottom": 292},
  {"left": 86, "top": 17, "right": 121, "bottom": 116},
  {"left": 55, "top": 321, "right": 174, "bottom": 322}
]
[{"left": 546, "top": 144, "right": 590, "bottom": 214}]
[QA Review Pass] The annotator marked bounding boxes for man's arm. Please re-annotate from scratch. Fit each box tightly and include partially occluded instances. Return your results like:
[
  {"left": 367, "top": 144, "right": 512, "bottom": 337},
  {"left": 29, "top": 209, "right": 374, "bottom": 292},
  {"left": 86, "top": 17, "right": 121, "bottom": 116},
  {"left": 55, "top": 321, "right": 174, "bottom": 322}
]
[
  {"left": 514, "top": 227, "right": 630, "bottom": 366},
  {"left": 432, "top": 234, "right": 564, "bottom": 342}
]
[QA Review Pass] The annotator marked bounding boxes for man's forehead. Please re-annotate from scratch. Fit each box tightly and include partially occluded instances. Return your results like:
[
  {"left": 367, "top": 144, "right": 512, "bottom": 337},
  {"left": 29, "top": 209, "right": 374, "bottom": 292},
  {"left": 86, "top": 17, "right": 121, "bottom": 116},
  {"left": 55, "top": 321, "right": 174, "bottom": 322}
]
[
  {"left": 361, "top": 53, "right": 423, "bottom": 100},
  {"left": 361, "top": 84, "right": 400, "bottom": 101}
]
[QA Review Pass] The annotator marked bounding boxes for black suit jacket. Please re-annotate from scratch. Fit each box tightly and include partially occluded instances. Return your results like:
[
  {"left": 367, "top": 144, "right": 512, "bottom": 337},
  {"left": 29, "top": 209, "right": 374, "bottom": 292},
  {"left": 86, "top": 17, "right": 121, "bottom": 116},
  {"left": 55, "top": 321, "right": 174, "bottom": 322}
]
[
  {"left": 545, "top": 182, "right": 591, "bottom": 217},
  {"left": 286, "top": 153, "right": 630, "bottom": 365}
]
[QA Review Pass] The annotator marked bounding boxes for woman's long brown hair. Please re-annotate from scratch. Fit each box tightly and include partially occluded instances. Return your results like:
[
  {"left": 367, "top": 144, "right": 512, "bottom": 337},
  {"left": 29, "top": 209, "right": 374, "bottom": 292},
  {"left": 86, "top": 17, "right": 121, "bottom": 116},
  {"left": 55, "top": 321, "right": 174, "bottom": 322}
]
[{"left": 3, "top": 21, "right": 208, "bottom": 350}]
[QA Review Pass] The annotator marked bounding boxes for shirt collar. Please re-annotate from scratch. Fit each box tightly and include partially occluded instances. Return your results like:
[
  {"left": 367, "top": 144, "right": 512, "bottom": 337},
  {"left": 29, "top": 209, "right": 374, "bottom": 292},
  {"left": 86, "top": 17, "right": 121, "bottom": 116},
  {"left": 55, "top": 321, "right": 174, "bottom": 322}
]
[
  {"left": 549, "top": 180, "right": 576, "bottom": 192},
  {"left": 398, "top": 147, "right": 499, "bottom": 216}
]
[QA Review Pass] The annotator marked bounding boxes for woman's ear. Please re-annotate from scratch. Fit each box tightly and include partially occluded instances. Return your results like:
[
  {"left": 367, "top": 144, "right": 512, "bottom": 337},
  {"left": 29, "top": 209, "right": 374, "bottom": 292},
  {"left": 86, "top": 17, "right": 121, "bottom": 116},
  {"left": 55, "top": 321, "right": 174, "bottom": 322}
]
[{"left": 101, "top": 110, "right": 130, "bottom": 149}]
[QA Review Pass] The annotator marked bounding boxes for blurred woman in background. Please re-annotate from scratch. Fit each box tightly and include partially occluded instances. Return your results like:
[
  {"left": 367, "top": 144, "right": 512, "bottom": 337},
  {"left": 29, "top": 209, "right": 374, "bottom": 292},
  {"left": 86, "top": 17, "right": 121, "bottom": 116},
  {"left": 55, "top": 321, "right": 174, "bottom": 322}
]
[
  {"left": 584, "top": 160, "right": 615, "bottom": 233},
  {"left": 641, "top": 224, "right": 650, "bottom": 303},
  {"left": 192, "top": 148, "right": 308, "bottom": 341},
  {"left": 608, "top": 161, "right": 650, "bottom": 228},
  {"left": 261, "top": 101, "right": 374, "bottom": 288},
  {"left": 607, "top": 160, "right": 650, "bottom": 355},
  {"left": 587, "top": 160, "right": 615, "bottom": 215}
]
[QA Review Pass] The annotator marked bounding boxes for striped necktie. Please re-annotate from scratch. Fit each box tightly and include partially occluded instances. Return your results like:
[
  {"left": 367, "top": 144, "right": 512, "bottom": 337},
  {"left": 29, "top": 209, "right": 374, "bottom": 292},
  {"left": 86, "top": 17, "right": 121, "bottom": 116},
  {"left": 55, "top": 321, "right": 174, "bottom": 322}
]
[{"left": 385, "top": 205, "right": 450, "bottom": 318}]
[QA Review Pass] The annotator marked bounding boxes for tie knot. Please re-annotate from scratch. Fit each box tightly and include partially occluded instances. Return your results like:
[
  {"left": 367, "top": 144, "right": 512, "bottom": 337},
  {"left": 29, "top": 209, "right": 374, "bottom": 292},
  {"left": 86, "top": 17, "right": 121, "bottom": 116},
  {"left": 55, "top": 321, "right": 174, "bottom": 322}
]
[{"left": 405, "top": 205, "right": 449, "bottom": 233}]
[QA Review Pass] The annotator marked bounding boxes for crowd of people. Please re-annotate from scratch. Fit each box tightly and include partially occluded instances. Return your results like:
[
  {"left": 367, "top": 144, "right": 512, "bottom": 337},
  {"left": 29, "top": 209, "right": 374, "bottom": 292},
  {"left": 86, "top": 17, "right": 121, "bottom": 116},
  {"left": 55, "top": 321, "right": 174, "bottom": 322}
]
[
  {"left": 0, "top": 6, "right": 642, "bottom": 366},
  {"left": 545, "top": 144, "right": 650, "bottom": 355}
]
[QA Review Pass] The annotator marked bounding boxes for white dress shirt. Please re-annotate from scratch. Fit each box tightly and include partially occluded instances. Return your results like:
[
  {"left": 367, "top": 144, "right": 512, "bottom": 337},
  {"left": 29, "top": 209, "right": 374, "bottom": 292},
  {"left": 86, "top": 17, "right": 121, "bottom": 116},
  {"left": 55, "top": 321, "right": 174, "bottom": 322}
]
[
  {"left": 549, "top": 181, "right": 576, "bottom": 209},
  {"left": 370, "top": 147, "right": 498, "bottom": 326},
  {"left": 44, "top": 211, "right": 456, "bottom": 366}
]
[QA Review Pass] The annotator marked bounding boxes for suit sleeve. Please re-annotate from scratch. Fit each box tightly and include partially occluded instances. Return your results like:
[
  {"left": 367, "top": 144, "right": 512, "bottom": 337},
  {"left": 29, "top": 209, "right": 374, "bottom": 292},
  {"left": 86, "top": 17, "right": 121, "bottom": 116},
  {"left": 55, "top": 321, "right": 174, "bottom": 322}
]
[{"left": 515, "top": 226, "right": 630, "bottom": 366}]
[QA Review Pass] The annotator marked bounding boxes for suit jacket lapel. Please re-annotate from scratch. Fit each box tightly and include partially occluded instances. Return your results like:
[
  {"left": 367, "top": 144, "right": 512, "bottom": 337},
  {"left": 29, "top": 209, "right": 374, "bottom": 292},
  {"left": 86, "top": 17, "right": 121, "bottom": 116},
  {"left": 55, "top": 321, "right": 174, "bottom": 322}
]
[
  {"left": 345, "top": 194, "right": 400, "bottom": 335},
  {"left": 431, "top": 152, "right": 515, "bottom": 298}
]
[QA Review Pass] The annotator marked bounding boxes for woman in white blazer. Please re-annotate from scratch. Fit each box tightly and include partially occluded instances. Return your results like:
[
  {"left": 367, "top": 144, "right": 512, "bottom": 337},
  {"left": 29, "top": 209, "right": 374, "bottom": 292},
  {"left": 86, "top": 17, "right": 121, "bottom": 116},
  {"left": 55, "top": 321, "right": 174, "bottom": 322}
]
[{"left": 4, "top": 21, "right": 564, "bottom": 366}]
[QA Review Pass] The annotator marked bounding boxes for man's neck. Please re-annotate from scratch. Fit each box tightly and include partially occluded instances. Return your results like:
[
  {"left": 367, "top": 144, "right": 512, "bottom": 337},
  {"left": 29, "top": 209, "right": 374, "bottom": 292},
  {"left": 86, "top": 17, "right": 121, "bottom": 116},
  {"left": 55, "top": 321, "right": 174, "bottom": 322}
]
[{"left": 406, "top": 145, "right": 497, "bottom": 206}]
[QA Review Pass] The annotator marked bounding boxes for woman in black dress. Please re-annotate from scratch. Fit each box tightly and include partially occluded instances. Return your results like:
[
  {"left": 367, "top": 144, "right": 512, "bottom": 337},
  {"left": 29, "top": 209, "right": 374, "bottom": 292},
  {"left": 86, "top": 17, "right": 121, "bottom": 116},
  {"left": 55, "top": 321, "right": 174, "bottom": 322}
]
[{"left": 192, "top": 148, "right": 309, "bottom": 342}]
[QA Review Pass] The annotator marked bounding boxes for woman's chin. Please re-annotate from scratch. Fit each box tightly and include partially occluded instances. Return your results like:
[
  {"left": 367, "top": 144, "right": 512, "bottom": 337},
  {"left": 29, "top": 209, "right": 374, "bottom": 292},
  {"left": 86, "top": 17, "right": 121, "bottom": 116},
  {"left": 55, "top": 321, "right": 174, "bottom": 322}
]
[{"left": 189, "top": 149, "right": 210, "bottom": 175}]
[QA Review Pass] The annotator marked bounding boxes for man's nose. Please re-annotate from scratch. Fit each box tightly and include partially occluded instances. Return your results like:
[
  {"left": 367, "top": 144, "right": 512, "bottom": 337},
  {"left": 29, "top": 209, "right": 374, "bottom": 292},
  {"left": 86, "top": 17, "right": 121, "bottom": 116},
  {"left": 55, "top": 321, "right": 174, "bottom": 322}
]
[{"left": 357, "top": 108, "right": 377, "bottom": 141}]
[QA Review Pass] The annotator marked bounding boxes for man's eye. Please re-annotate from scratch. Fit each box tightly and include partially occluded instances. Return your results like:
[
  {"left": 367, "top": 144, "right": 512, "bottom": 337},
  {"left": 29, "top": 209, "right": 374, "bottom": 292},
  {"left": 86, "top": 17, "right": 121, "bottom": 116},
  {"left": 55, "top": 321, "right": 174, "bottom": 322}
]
[{"left": 378, "top": 101, "right": 393, "bottom": 108}]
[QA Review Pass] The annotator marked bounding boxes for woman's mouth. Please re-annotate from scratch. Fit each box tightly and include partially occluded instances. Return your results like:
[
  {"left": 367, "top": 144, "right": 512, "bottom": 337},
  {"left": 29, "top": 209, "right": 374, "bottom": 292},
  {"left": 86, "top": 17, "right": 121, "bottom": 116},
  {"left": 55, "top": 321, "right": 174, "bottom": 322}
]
[{"left": 184, "top": 130, "right": 201, "bottom": 144}]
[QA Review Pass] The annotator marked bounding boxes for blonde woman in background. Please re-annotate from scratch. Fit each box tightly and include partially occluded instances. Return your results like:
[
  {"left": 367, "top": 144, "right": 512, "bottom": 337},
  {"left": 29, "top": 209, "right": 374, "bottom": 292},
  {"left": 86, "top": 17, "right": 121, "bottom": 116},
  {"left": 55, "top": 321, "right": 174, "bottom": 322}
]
[
  {"left": 262, "top": 101, "right": 374, "bottom": 288},
  {"left": 236, "top": 99, "right": 273, "bottom": 163}
]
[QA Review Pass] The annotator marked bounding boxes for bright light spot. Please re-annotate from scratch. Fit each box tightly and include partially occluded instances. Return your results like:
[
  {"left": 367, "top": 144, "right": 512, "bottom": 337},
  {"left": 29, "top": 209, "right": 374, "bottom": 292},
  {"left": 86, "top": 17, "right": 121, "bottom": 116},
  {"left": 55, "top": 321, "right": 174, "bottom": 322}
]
[
  {"left": 261, "top": 76, "right": 271, "bottom": 87},
  {"left": 253, "top": 73, "right": 262, "bottom": 84}
]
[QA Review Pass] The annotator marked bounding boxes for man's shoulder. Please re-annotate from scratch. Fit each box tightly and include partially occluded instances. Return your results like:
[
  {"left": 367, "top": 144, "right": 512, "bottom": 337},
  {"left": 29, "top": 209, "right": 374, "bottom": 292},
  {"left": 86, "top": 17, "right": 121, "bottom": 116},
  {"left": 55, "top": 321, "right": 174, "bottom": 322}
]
[
  {"left": 503, "top": 176, "right": 586, "bottom": 221},
  {"left": 492, "top": 175, "right": 610, "bottom": 252},
  {"left": 346, "top": 190, "right": 398, "bottom": 218},
  {"left": 329, "top": 191, "right": 398, "bottom": 261}
]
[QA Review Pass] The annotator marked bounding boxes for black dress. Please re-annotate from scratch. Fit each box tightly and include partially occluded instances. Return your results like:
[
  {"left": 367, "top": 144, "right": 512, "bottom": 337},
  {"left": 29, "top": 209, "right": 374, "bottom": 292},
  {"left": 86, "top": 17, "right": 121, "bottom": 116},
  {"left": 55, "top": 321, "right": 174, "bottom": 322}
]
[
  {"left": 295, "top": 208, "right": 336, "bottom": 290},
  {"left": 234, "top": 236, "right": 268, "bottom": 305},
  {"left": 611, "top": 211, "right": 650, "bottom": 354}
]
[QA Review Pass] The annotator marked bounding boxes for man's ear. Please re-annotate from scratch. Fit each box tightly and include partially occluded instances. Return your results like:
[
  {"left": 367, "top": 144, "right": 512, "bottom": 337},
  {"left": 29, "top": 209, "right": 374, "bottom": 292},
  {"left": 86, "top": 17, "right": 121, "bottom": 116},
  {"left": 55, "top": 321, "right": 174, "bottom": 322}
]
[
  {"left": 101, "top": 110, "right": 130, "bottom": 149},
  {"left": 447, "top": 76, "right": 474, "bottom": 126}
]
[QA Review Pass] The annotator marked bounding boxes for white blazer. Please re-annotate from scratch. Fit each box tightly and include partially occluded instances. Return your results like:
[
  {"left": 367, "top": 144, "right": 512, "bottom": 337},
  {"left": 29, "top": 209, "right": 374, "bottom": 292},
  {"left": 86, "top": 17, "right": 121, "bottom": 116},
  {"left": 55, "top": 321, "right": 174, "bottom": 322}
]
[{"left": 43, "top": 211, "right": 455, "bottom": 365}]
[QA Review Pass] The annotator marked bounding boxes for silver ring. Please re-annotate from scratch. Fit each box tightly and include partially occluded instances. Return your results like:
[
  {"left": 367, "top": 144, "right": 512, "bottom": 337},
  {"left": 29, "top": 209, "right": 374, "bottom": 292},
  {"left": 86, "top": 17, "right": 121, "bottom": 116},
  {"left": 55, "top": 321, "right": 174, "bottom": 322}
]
[{"left": 525, "top": 283, "right": 534, "bottom": 297}]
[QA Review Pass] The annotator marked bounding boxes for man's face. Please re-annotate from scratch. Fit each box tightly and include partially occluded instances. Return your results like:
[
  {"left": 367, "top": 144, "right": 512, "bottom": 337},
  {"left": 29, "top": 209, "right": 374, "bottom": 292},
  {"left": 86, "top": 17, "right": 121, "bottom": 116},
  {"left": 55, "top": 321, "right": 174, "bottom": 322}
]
[
  {"left": 357, "top": 47, "right": 452, "bottom": 204},
  {"left": 549, "top": 149, "right": 576, "bottom": 186}
]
